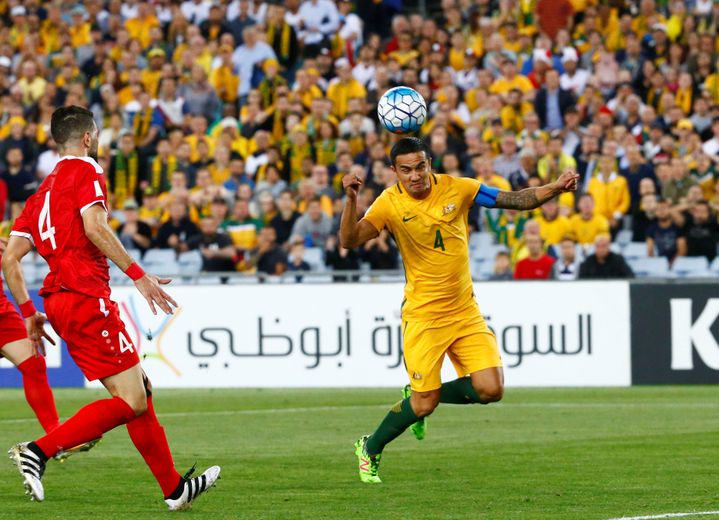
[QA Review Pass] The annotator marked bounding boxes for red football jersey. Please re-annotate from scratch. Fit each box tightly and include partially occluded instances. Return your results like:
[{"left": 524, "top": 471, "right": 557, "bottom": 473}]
[{"left": 11, "top": 155, "right": 110, "bottom": 299}]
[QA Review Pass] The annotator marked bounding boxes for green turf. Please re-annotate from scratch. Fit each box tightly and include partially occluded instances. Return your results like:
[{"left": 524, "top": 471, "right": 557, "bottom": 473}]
[{"left": 0, "top": 387, "right": 716, "bottom": 520}]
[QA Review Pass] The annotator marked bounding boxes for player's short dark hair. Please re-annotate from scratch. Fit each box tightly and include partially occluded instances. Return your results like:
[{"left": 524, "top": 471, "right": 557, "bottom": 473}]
[
  {"left": 390, "top": 137, "right": 431, "bottom": 166},
  {"left": 51, "top": 106, "right": 95, "bottom": 147}
]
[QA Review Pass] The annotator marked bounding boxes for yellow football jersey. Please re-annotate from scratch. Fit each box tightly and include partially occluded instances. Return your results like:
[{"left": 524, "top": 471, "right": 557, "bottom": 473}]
[{"left": 363, "top": 174, "right": 483, "bottom": 322}]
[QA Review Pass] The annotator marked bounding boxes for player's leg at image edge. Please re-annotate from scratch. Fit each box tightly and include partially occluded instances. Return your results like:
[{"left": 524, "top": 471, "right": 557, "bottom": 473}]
[
  {"left": 8, "top": 368, "right": 220, "bottom": 509},
  {"left": 355, "top": 375, "right": 494, "bottom": 483}
]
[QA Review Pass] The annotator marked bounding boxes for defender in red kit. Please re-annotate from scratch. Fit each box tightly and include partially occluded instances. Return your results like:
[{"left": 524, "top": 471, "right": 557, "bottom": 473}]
[{"left": 2, "top": 106, "right": 220, "bottom": 510}]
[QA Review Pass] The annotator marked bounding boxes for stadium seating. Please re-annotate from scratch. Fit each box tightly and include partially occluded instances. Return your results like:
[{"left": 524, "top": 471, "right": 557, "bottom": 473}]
[
  {"left": 302, "top": 274, "right": 334, "bottom": 283},
  {"left": 473, "top": 244, "right": 509, "bottom": 263},
  {"left": 615, "top": 230, "right": 633, "bottom": 247},
  {"left": 671, "top": 257, "right": 711, "bottom": 278},
  {"left": 628, "top": 257, "right": 670, "bottom": 278},
  {"left": 20, "top": 254, "right": 36, "bottom": 285},
  {"left": 623, "top": 242, "right": 650, "bottom": 260},
  {"left": 178, "top": 251, "right": 203, "bottom": 276},
  {"left": 302, "top": 248, "right": 325, "bottom": 272},
  {"left": 468, "top": 232, "right": 495, "bottom": 253},
  {"left": 143, "top": 249, "right": 181, "bottom": 276}
]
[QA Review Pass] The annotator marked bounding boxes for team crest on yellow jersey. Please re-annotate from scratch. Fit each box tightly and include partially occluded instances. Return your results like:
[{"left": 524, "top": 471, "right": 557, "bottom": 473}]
[
  {"left": 442, "top": 203, "right": 457, "bottom": 215},
  {"left": 412, "top": 372, "right": 423, "bottom": 380}
]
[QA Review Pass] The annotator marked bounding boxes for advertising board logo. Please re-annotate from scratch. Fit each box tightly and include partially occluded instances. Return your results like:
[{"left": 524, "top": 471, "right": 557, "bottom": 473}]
[
  {"left": 120, "top": 296, "right": 182, "bottom": 376},
  {"left": 670, "top": 298, "right": 719, "bottom": 370}
]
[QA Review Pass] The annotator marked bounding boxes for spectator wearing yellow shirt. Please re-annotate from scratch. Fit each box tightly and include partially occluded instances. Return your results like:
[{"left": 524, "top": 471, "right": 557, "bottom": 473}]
[
  {"left": 16, "top": 61, "right": 47, "bottom": 107},
  {"left": 501, "top": 21, "right": 523, "bottom": 54},
  {"left": 675, "top": 72, "right": 694, "bottom": 115},
  {"left": 125, "top": 3, "right": 160, "bottom": 49},
  {"left": 117, "top": 66, "right": 143, "bottom": 107},
  {"left": 293, "top": 68, "right": 324, "bottom": 111},
  {"left": 208, "top": 146, "right": 232, "bottom": 185},
  {"left": 326, "top": 58, "right": 367, "bottom": 119},
  {"left": 8, "top": 6, "right": 30, "bottom": 50},
  {"left": 296, "top": 178, "right": 334, "bottom": 218},
  {"left": 489, "top": 58, "right": 535, "bottom": 96},
  {"left": 141, "top": 48, "right": 166, "bottom": 98},
  {"left": 284, "top": 127, "right": 316, "bottom": 185},
  {"left": 480, "top": 118, "right": 507, "bottom": 156},
  {"left": 257, "top": 59, "right": 288, "bottom": 109},
  {"left": 54, "top": 64, "right": 83, "bottom": 90},
  {"left": 631, "top": 0, "right": 665, "bottom": 35},
  {"left": 388, "top": 32, "right": 420, "bottom": 67},
  {"left": 538, "top": 135, "right": 577, "bottom": 183},
  {"left": 471, "top": 155, "right": 512, "bottom": 191},
  {"left": 500, "top": 88, "right": 534, "bottom": 133},
  {"left": 448, "top": 31, "right": 470, "bottom": 71},
  {"left": 570, "top": 193, "right": 610, "bottom": 245},
  {"left": 40, "top": 7, "right": 64, "bottom": 55},
  {"left": 605, "top": 13, "right": 633, "bottom": 52},
  {"left": 703, "top": 57, "right": 719, "bottom": 105},
  {"left": 587, "top": 154, "right": 631, "bottom": 234},
  {"left": 535, "top": 197, "right": 571, "bottom": 246},
  {"left": 68, "top": 6, "right": 92, "bottom": 48},
  {"left": 185, "top": 115, "right": 216, "bottom": 163},
  {"left": 210, "top": 45, "right": 240, "bottom": 104},
  {"left": 190, "top": 169, "right": 231, "bottom": 220},
  {"left": 224, "top": 199, "right": 263, "bottom": 252},
  {"left": 138, "top": 188, "right": 164, "bottom": 233}
]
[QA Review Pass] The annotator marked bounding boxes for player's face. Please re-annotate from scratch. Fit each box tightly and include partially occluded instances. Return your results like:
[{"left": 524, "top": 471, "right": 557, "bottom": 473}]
[
  {"left": 87, "top": 123, "right": 99, "bottom": 160},
  {"left": 393, "top": 151, "right": 431, "bottom": 198}
]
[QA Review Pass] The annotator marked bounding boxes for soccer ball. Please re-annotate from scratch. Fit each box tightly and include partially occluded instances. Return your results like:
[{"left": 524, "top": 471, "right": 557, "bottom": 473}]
[{"left": 377, "top": 86, "right": 427, "bottom": 134}]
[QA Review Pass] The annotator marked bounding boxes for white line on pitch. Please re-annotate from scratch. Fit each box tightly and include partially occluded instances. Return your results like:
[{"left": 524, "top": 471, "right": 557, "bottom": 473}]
[
  {"left": 0, "top": 401, "right": 715, "bottom": 425},
  {"left": 0, "top": 404, "right": 389, "bottom": 424},
  {"left": 607, "top": 511, "right": 719, "bottom": 520}
]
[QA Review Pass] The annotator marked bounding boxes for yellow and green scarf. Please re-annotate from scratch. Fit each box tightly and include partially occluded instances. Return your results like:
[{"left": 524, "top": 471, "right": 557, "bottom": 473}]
[
  {"left": 133, "top": 108, "right": 154, "bottom": 144},
  {"left": 113, "top": 152, "right": 139, "bottom": 208},
  {"left": 267, "top": 22, "right": 291, "bottom": 60},
  {"left": 151, "top": 154, "right": 177, "bottom": 193}
]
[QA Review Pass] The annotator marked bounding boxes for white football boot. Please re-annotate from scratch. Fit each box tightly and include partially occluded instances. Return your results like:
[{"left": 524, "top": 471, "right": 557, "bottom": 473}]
[
  {"left": 8, "top": 442, "right": 45, "bottom": 502},
  {"left": 165, "top": 465, "right": 221, "bottom": 511}
]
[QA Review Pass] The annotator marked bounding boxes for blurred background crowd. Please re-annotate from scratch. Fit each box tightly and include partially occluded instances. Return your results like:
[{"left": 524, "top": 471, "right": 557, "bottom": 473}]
[{"left": 1, "top": 0, "right": 719, "bottom": 281}]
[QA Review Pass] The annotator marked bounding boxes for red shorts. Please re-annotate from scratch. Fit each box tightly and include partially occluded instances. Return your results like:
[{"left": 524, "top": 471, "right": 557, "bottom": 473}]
[
  {"left": 0, "top": 297, "right": 27, "bottom": 348},
  {"left": 44, "top": 291, "right": 140, "bottom": 381}
]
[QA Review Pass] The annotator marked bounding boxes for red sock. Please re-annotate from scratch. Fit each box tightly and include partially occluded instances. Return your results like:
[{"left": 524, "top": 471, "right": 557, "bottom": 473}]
[
  {"left": 17, "top": 356, "right": 60, "bottom": 433},
  {"left": 35, "top": 397, "right": 136, "bottom": 457},
  {"left": 126, "top": 395, "right": 182, "bottom": 497}
]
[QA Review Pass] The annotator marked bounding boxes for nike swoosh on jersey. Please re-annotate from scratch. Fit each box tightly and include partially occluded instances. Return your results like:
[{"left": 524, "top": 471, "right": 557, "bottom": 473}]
[{"left": 402, "top": 216, "right": 417, "bottom": 222}]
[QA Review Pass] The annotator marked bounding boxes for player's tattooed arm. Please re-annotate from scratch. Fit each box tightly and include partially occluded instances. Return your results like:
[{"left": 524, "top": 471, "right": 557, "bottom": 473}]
[
  {"left": 495, "top": 188, "right": 541, "bottom": 210},
  {"left": 494, "top": 168, "right": 580, "bottom": 210}
]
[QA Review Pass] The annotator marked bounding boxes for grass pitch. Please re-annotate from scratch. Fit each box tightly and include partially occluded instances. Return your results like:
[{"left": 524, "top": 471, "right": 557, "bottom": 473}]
[{"left": 0, "top": 387, "right": 716, "bottom": 520}]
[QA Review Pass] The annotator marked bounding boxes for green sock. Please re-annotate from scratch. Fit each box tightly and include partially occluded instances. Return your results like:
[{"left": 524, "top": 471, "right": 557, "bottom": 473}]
[
  {"left": 365, "top": 398, "right": 419, "bottom": 456},
  {"left": 439, "top": 377, "right": 484, "bottom": 404}
]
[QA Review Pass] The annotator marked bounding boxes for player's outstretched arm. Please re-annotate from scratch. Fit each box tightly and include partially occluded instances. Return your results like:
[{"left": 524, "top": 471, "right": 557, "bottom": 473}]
[
  {"left": 495, "top": 168, "right": 579, "bottom": 210},
  {"left": 82, "top": 204, "right": 178, "bottom": 315},
  {"left": 339, "top": 173, "right": 379, "bottom": 249},
  {"left": 1, "top": 236, "right": 55, "bottom": 353}
]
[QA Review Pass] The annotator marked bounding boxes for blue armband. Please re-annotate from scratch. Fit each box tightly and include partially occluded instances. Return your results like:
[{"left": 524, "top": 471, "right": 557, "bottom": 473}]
[{"left": 474, "top": 184, "right": 500, "bottom": 208}]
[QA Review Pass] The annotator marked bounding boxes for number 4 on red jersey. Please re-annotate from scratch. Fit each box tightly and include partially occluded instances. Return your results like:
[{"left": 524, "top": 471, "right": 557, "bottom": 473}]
[{"left": 10, "top": 156, "right": 112, "bottom": 299}]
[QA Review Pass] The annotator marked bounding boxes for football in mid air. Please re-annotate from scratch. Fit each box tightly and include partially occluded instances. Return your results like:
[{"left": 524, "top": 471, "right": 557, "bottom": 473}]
[{"left": 377, "top": 86, "right": 427, "bottom": 134}]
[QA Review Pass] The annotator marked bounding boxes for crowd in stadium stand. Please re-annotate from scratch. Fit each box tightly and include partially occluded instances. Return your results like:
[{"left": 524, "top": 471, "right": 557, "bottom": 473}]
[{"left": 1, "top": 0, "right": 719, "bottom": 280}]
